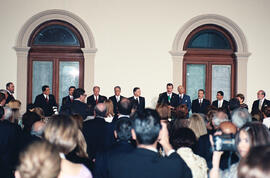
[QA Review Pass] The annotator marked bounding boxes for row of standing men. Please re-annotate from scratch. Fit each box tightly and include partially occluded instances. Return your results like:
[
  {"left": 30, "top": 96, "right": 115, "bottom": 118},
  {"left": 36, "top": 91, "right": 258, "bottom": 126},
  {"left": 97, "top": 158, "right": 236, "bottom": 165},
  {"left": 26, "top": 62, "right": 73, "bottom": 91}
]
[{"left": 32, "top": 83, "right": 270, "bottom": 117}]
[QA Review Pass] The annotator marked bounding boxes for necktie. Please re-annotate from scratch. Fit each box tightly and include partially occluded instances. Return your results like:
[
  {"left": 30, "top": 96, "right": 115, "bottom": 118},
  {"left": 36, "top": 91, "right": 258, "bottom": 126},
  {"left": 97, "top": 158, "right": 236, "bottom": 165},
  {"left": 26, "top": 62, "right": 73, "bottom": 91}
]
[
  {"left": 259, "top": 100, "right": 262, "bottom": 110},
  {"left": 199, "top": 99, "right": 202, "bottom": 106},
  {"left": 70, "top": 97, "right": 73, "bottom": 103},
  {"left": 168, "top": 95, "right": 171, "bottom": 103},
  {"left": 46, "top": 96, "right": 49, "bottom": 103},
  {"left": 96, "top": 96, "right": 98, "bottom": 104},
  {"left": 136, "top": 97, "right": 139, "bottom": 104}
]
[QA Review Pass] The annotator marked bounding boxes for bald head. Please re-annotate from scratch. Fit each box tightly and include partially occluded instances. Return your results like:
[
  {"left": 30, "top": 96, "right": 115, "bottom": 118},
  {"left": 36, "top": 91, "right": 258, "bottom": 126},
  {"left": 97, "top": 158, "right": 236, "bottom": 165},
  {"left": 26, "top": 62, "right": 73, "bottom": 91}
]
[
  {"left": 31, "top": 121, "right": 45, "bottom": 137},
  {"left": 177, "top": 85, "right": 185, "bottom": 94},
  {"left": 94, "top": 103, "right": 107, "bottom": 117}
]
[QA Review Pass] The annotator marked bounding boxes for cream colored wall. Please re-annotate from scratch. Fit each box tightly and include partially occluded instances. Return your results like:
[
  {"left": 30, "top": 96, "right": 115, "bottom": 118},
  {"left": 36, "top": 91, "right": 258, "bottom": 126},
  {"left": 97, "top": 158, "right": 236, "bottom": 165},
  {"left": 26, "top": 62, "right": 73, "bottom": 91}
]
[{"left": 0, "top": 0, "right": 270, "bottom": 110}]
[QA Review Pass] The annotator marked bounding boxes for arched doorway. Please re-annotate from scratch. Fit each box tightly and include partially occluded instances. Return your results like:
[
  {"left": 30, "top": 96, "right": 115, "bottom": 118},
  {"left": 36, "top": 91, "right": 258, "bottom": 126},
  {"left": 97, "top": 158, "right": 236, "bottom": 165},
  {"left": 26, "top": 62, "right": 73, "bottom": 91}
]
[
  {"left": 14, "top": 9, "right": 97, "bottom": 112},
  {"left": 27, "top": 20, "right": 85, "bottom": 106},
  {"left": 170, "top": 14, "right": 251, "bottom": 102},
  {"left": 183, "top": 24, "right": 236, "bottom": 101}
]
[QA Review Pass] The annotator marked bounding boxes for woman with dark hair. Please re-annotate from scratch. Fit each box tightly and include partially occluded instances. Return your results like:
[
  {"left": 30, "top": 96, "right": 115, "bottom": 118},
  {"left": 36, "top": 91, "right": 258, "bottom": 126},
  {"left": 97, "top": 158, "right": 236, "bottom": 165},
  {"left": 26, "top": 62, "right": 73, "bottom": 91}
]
[
  {"left": 236, "top": 93, "right": 248, "bottom": 110},
  {"left": 210, "top": 122, "right": 270, "bottom": 178},
  {"left": 171, "top": 127, "right": 208, "bottom": 178},
  {"left": 238, "top": 145, "right": 270, "bottom": 178}
]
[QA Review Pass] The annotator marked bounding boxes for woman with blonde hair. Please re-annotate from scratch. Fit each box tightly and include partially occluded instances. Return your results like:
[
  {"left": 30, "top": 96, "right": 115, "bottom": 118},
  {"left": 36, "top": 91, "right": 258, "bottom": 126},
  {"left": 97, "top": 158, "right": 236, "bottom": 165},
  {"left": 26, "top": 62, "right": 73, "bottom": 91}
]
[
  {"left": 104, "top": 100, "right": 115, "bottom": 123},
  {"left": 7, "top": 99, "right": 22, "bottom": 124},
  {"left": 44, "top": 115, "right": 92, "bottom": 178},
  {"left": 15, "top": 141, "right": 61, "bottom": 178},
  {"left": 189, "top": 113, "right": 208, "bottom": 139}
]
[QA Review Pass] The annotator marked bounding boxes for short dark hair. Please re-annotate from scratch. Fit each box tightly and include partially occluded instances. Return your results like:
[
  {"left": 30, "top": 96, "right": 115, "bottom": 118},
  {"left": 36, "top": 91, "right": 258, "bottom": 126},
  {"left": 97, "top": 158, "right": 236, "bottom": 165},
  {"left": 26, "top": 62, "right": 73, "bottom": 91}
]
[
  {"left": 22, "top": 111, "right": 41, "bottom": 133},
  {"left": 236, "top": 93, "right": 245, "bottom": 102},
  {"left": 0, "top": 106, "right": 4, "bottom": 119},
  {"left": 261, "top": 90, "right": 266, "bottom": 97},
  {"left": 133, "top": 109, "right": 161, "bottom": 145},
  {"left": 170, "top": 127, "right": 197, "bottom": 151},
  {"left": 238, "top": 145, "right": 270, "bottom": 178},
  {"left": 73, "top": 88, "right": 85, "bottom": 99},
  {"left": 166, "top": 83, "right": 173, "bottom": 88},
  {"left": 69, "top": 86, "right": 76, "bottom": 91},
  {"left": 198, "top": 89, "right": 205, "bottom": 94},
  {"left": 6, "top": 82, "right": 13, "bottom": 89},
  {"left": 119, "top": 98, "right": 132, "bottom": 115},
  {"left": 133, "top": 87, "right": 140, "bottom": 93},
  {"left": 0, "top": 93, "right": 5, "bottom": 103},
  {"left": 115, "top": 118, "right": 132, "bottom": 141},
  {"left": 229, "top": 98, "right": 240, "bottom": 111},
  {"left": 114, "top": 86, "right": 121, "bottom": 91},
  {"left": 42, "top": 85, "right": 49, "bottom": 92},
  {"left": 217, "top": 91, "right": 224, "bottom": 96},
  {"left": 263, "top": 106, "right": 270, "bottom": 117}
]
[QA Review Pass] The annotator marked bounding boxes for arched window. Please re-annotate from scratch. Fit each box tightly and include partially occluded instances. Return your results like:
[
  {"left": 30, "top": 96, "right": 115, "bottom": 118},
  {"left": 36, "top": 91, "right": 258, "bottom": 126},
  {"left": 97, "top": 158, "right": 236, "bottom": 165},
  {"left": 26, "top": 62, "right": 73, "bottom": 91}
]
[
  {"left": 28, "top": 20, "right": 84, "bottom": 106},
  {"left": 183, "top": 24, "right": 236, "bottom": 101}
]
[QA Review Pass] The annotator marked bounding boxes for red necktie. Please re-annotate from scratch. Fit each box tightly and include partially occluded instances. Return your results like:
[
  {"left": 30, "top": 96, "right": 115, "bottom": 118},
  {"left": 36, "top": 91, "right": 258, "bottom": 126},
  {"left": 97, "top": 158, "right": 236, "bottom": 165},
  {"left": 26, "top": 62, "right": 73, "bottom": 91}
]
[{"left": 46, "top": 96, "right": 49, "bottom": 103}]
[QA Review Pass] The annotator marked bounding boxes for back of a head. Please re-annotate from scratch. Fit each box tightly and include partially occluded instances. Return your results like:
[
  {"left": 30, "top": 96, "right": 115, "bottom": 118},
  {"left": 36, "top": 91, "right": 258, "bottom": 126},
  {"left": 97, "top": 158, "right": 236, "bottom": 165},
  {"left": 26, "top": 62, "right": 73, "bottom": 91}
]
[
  {"left": 238, "top": 145, "right": 270, "bottom": 178},
  {"left": 133, "top": 108, "right": 161, "bottom": 145},
  {"left": 263, "top": 106, "right": 270, "bottom": 118},
  {"left": 156, "top": 104, "right": 171, "bottom": 120},
  {"left": 219, "top": 121, "right": 237, "bottom": 135},
  {"left": 232, "top": 108, "right": 252, "bottom": 128},
  {"left": 171, "top": 127, "right": 197, "bottom": 152},
  {"left": 229, "top": 98, "right": 240, "bottom": 112},
  {"left": 175, "top": 104, "right": 188, "bottom": 119},
  {"left": 31, "top": 121, "right": 46, "bottom": 138},
  {"left": 212, "top": 111, "right": 229, "bottom": 128},
  {"left": 7, "top": 100, "right": 21, "bottom": 110},
  {"left": 0, "top": 93, "right": 6, "bottom": 103},
  {"left": 115, "top": 118, "right": 132, "bottom": 141},
  {"left": 44, "top": 115, "right": 78, "bottom": 154},
  {"left": 119, "top": 98, "right": 132, "bottom": 116},
  {"left": 22, "top": 111, "right": 41, "bottom": 133},
  {"left": 189, "top": 113, "right": 207, "bottom": 139},
  {"left": 16, "top": 141, "right": 61, "bottom": 178},
  {"left": 73, "top": 88, "right": 85, "bottom": 99},
  {"left": 94, "top": 103, "right": 107, "bottom": 118}
]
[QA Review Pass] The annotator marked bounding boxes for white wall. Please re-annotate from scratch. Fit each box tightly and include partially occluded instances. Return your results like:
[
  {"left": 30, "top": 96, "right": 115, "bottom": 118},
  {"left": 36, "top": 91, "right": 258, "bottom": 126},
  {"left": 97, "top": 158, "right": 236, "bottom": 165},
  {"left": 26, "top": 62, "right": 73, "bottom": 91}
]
[{"left": 0, "top": 0, "right": 270, "bottom": 110}]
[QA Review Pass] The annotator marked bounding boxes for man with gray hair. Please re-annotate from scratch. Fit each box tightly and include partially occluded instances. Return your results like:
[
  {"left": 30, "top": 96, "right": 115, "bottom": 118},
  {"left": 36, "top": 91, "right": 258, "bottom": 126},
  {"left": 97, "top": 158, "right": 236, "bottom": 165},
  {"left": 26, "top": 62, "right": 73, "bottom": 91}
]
[
  {"left": 87, "top": 86, "right": 107, "bottom": 116},
  {"left": 83, "top": 103, "right": 113, "bottom": 160},
  {"left": 251, "top": 90, "right": 270, "bottom": 114},
  {"left": 231, "top": 107, "right": 252, "bottom": 129},
  {"left": 212, "top": 110, "right": 229, "bottom": 130}
]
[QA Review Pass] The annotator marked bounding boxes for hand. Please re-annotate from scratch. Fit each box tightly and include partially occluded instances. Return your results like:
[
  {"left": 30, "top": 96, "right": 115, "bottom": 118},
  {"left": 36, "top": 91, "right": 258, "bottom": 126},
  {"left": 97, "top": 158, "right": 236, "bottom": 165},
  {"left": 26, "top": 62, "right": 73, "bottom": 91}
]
[{"left": 158, "top": 122, "right": 173, "bottom": 154}]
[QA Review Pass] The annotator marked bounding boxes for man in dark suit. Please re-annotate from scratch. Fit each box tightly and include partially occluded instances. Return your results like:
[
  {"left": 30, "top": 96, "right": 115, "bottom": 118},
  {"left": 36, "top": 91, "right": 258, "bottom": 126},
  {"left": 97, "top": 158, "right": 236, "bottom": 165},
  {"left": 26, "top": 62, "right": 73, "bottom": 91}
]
[
  {"left": 83, "top": 103, "right": 113, "bottom": 161},
  {"left": 66, "top": 88, "right": 91, "bottom": 120},
  {"left": 251, "top": 90, "right": 270, "bottom": 114},
  {"left": 87, "top": 86, "right": 107, "bottom": 115},
  {"left": 212, "top": 91, "right": 229, "bottom": 113},
  {"left": 176, "top": 85, "right": 191, "bottom": 112},
  {"left": 108, "top": 109, "right": 192, "bottom": 178},
  {"left": 94, "top": 118, "right": 135, "bottom": 178},
  {"left": 60, "top": 86, "right": 75, "bottom": 112},
  {"left": 109, "top": 86, "right": 124, "bottom": 114},
  {"left": 34, "top": 85, "right": 57, "bottom": 116},
  {"left": 129, "top": 87, "right": 145, "bottom": 114},
  {"left": 6, "top": 82, "right": 15, "bottom": 104},
  {"left": 192, "top": 89, "right": 211, "bottom": 114},
  {"left": 157, "top": 83, "right": 178, "bottom": 108}
]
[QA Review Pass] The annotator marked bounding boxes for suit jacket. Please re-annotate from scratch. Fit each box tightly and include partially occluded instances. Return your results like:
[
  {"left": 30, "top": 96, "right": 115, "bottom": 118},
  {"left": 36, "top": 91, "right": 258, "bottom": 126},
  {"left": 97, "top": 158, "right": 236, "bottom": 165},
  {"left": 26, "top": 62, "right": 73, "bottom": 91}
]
[
  {"left": 6, "top": 92, "right": 15, "bottom": 104},
  {"left": 94, "top": 140, "right": 135, "bottom": 178},
  {"left": 34, "top": 94, "right": 57, "bottom": 116},
  {"left": 87, "top": 95, "right": 107, "bottom": 115},
  {"left": 82, "top": 117, "right": 113, "bottom": 160},
  {"left": 212, "top": 99, "right": 229, "bottom": 113},
  {"left": 60, "top": 95, "right": 73, "bottom": 112},
  {"left": 251, "top": 99, "right": 270, "bottom": 114},
  {"left": 109, "top": 95, "right": 124, "bottom": 114},
  {"left": 66, "top": 100, "right": 91, "bottom": 120},
  {"left": 192, "top": 98, "right": 211, "bottom": 114},
  {"left": 129, "top": 96, "right": 145, "bottom": 113},
  {"left": 108, "top": 148, "right": 192, "bottom": 178},
  {"left": 176, "top": 94, "right": 191, "bottom": 112},
  {"left": 157, "top": 92, "right": 178, "bottom": 107}
]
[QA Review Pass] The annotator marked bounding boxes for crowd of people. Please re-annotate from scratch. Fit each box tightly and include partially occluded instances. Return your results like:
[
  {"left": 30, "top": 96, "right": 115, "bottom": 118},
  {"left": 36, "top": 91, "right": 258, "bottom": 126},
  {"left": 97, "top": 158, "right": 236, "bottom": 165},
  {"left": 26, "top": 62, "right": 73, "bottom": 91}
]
[{"left": 1, "top": 82, "right": 270, "bottom": 178}]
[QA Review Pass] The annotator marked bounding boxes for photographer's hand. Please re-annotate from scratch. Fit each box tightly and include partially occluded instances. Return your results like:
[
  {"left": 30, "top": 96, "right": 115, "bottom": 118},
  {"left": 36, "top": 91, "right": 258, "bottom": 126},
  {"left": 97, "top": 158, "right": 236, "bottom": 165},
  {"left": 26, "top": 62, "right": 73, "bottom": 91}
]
[
  {"left": 209, "top": 132, "right": 224, "bottom": 178},
  {"left": 158, "top": 121, "right": 173, "bottom": 156}
]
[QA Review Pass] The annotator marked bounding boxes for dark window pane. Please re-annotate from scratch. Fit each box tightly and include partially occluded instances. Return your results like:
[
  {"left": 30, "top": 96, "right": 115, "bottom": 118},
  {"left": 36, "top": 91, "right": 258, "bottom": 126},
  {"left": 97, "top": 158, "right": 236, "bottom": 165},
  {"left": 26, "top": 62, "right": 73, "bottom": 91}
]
[
  {"left": 188, "top": 29, "right": 231, "bottom": 49},
  {"left": 33, "top": 25, "right": 80, "bottom": 46}
]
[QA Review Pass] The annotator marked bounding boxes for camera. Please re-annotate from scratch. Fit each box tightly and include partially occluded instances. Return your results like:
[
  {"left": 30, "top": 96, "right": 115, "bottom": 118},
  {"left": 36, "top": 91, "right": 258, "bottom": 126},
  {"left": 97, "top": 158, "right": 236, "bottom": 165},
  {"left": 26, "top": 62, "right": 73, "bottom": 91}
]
[{"left": 213, "top": 134, "right": 236, "bottom": 152}]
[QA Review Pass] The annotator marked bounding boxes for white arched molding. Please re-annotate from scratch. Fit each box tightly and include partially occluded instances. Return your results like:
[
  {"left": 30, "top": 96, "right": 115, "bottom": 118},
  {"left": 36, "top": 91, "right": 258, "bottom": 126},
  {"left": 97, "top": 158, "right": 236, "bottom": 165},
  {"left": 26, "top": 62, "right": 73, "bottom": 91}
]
[
  {"left": 14, "top": 9, "right": 97, "bottom": 112},
  {"left": 169, "top": 14, "right": 251, "bottom": 97}
]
